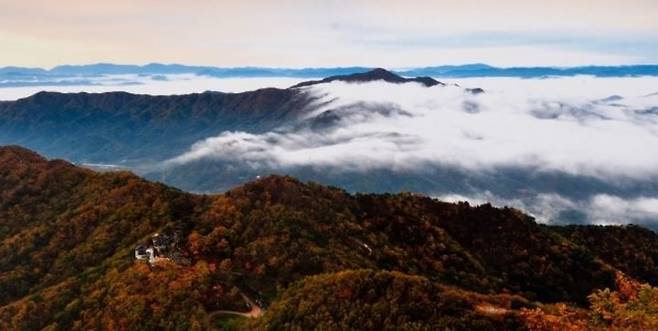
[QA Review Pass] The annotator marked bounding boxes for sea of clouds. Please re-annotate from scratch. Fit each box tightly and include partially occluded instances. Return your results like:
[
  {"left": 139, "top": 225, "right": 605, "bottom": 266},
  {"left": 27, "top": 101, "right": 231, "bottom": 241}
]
[
  {"left": 167, "top": 75, "right": 658, "bottom": 225},
  {"left": 170, "top": 76, "right": 658, "bottom": 178}
]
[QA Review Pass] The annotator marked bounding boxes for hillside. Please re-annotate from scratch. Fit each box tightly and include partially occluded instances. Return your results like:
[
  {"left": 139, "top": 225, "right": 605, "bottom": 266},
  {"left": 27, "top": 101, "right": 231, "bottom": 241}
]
[
  {"left": 0, "top": 69, "right": 492, "bottom": 197},
  {"left": 1, "top": 146, "right": 658, "bottom": 330},
  {"left": 0, "top": 88, "right": 311, "bottom": 164},
  {"left": 244, "top": 270, "right": 527, "bottom": 330},
  {"left": 0, "top": 68, "right": 450, "bottom": 167}
]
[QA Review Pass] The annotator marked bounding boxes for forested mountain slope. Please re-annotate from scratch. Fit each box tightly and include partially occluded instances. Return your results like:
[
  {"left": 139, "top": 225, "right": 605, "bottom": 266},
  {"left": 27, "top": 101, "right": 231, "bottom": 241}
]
[
  {"left": 0, "top": 69, "right": 440, "bottom": 166},
  {"left": 0, "top": 88, "right": 311, "bottom": 164},
  {"left": 1, "top": 146, "right": 658, "bottom": 330}
]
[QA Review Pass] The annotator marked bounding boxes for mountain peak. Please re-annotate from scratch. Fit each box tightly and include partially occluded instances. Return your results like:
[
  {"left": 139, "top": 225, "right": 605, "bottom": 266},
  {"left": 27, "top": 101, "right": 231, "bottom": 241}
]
[
  {"left": 359, "top": 67, "right": 403, "bottom": 80},
  {"left": 290, "top": 68, "right": 445, "bottom": 88}
]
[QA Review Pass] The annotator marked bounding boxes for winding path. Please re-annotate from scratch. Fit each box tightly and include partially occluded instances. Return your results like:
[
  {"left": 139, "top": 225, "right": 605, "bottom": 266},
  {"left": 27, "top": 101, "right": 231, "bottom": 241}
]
[{"left": 208, "top": 292, "right": 263, "bottom": 319}]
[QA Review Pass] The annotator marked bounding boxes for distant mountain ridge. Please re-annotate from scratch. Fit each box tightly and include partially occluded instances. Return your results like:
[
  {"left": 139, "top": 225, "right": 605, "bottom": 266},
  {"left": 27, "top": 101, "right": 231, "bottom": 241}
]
[
  {"left": 0, "top": 88, "right": 311, "bottom": 164},
  {"left": 0, "top": 69, "right": 448, "bottom": 166},
  {"left": 400, "top": 64, "right": 658, "bottom": 78},
  {"left": 0, "top": 63, "right": 373, "bottom": 79},
  {"left": 290, "top": 68, "right": 444, "bottom": 87},
  {"left": 2, "top": 62, "right": 658, "bottom": 79}
]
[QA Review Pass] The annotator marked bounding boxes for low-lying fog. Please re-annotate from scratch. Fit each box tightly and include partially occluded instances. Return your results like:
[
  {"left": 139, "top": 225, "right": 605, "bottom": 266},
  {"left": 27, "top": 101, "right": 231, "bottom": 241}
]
[
  {"left": 172, "top": 75, "right": 658, "bottom": 179},
  {"left": 166, "top": 75, "right": 658, "bottom": 226}
]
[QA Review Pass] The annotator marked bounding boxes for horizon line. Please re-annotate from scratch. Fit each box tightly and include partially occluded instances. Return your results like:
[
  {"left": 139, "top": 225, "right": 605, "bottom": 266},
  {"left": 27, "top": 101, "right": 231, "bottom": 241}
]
[{"left": 3, "top": 62, "right": 658, "bottom": 71}]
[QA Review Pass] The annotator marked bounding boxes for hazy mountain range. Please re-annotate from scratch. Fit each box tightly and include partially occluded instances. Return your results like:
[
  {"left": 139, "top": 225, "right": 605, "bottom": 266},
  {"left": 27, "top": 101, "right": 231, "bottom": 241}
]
[{"left": 2, "top": 63, "right": 658, "bottom": 89}]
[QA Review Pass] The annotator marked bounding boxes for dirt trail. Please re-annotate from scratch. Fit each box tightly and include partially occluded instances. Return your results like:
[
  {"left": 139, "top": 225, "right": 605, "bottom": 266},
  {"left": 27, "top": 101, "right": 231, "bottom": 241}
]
[
  {"left": 208, "top": 293, "right": 263, "bottom": 319},
  {"left": 474, "top": 304, "right": 509, "bottom": 317}
]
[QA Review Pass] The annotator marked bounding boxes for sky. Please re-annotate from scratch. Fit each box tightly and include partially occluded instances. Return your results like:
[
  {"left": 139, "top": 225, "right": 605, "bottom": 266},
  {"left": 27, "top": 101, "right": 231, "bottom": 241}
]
[{"left": 1, "top": 0, "right": 658, "bottom": 68}]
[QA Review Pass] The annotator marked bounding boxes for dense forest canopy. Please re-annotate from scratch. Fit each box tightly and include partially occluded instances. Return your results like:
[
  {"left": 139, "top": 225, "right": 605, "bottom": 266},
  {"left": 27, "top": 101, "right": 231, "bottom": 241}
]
[{"left": 1, "top": 146, "right": 658, "bottom": 330}]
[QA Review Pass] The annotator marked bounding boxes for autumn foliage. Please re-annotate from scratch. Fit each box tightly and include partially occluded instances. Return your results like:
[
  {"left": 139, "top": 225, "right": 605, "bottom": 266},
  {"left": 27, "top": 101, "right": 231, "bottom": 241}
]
[
  {"left": 1, "top": 146, "right": 658, "bottom": 330},
  {"left": 521, "top": 272, "right": 658, "bottom": 330}
]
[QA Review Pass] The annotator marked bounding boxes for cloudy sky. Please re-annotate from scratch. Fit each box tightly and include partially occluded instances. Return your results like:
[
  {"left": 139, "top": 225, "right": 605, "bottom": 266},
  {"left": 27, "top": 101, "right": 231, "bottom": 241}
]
[{"left": 1, "top": 0, "right": 657, "bottom": 68}]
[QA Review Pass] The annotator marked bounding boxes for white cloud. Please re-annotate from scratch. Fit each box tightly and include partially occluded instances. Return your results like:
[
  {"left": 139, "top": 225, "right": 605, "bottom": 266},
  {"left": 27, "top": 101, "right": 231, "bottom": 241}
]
[
  {"left": 589, "top": 195, "right": 658, "bottom": 224},
  {"left": 437, "top": 191, "right": 658, "bottom": 225},
  {"left": 169, "top": 76, "right": 658, "bottom": 181}
]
